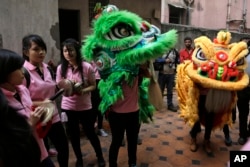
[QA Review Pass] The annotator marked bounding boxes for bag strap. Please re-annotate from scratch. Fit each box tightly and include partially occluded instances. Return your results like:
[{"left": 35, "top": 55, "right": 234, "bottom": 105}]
[
  {"left": 47, "top": 66, "right": 56, "bottom": 80},
  {"left": 163, "top": 50, "right": 171, "bottom": 59},
  {"left": 23, "top": 67, "right": 31, "bottom": 88}
]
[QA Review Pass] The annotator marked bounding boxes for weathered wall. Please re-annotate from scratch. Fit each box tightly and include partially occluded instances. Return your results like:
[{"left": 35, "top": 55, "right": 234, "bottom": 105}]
[
  {"left": 0, "top": 34, "right": 2, "bottom": 49},
  {"left": 1, "top": 0, "right": 248, "bottom": 64},
  {"left": 162, "top": 24, "right": 250, "bottom": 51},
  {"left": 109, "top": 0, "right": 162, "bottom": 28},
  {"left": 162, "top": 0, "right": 249, "bottom": 33},
  {"left": 59, "top": 0, "right": 90, "bottom": 39},
  {"left": 0, "top": 0, "right": 60, "bottom": 63}
]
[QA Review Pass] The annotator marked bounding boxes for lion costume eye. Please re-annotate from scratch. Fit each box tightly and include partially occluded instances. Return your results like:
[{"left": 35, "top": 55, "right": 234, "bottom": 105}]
[
  {"left": 94, "top": 50, "right": 116, "bottom": 71},
  {"left": 236, "top": 58, "right": 245, "bottom": 66},
  {"left": 196, "top": 48, "right": 207, "bottom": 61},
  {"left": 105, "top": 23, "right": 134, "bottom": 40}
]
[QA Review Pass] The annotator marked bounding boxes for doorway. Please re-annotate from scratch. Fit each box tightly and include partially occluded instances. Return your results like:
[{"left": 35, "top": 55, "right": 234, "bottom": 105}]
[{"left": 59, "top": 9, "right": 80, "bottom": 44}]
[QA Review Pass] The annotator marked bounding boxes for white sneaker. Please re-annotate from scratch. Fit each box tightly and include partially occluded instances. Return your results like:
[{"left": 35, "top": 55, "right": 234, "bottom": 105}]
[
  {"left": 48, "top": 148, "right": 58, "bottom": 157},
  {"left": 97, "top": 129, "right": 108, "bottom": 137}
]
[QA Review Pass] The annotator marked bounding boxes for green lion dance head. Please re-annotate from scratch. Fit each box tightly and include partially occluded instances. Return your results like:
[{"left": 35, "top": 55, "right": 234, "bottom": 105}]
[{"left": 81, "top": 5, "right": 177, "bottom": 122}]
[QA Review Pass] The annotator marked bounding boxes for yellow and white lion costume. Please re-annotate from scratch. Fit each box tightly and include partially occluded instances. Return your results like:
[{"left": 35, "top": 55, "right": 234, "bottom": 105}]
[{"left": 176, "top": 31, "right": 249, "bottom": 129}]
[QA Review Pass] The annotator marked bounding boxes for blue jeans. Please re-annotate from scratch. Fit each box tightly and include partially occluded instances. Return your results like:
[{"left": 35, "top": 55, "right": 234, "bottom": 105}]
[{"left": 158, "top": 73, "right": 175, "bottom": 107}]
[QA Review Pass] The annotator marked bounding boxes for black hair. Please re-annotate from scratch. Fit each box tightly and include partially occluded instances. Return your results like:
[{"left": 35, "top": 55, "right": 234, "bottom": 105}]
[
  {"left": 184, "top": 37, "right": 192, "bottom": 42},
  {"left": 0, "top": 49, "right": 25, "bottom": 84},
  {"left": 22, "top": 34, "right": 47, "bottom": 61},
  {"left": 60, "top": 38, "right": 84, "bottom": 80},
  {"left": 0, "top": 89, "right": 41, "bottom": 167}
]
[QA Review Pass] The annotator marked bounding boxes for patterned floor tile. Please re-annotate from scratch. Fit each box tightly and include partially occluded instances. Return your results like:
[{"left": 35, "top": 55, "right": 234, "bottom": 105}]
[{"left": 51, "top": 91, "right": 249, "bottom": 167}]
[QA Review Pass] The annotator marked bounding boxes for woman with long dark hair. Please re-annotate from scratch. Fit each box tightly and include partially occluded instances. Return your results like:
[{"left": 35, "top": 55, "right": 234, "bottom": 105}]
[
  {"left": 56, "top": 38, "right": 105, "bottom": 167},
  {"left": 0, "top": 49, "right": 50, "bottom": 167}
]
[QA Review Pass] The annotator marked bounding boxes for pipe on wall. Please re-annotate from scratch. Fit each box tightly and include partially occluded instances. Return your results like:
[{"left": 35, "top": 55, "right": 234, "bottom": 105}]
[
  {"left": 226, "top": 0, "right": 231, "bottom": 30},
  {"left": 241, "top": 0, "right": 247, "bottom": 32}
]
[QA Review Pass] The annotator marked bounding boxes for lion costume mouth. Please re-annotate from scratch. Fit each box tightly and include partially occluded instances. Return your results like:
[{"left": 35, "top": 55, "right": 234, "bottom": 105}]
[{"left": 186, "top": 62, "right": 249, "bottom": 91}]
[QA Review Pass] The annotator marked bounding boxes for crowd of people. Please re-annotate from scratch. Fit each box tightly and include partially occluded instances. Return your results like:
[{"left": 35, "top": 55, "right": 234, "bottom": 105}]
[
  {"left": 0, "top": 35, "right": 108, "bottom": 167},
  {"left": 0, "top": 31, "right": 250, "bottom": 167}
]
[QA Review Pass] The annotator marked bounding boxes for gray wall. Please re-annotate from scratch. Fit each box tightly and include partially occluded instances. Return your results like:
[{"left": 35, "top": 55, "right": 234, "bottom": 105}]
[
  {"left": 1, "top": 0, "right": 247, "bottom": 64},
  {"left": 109, "top": 0, "right": 161, "bottom": 28},
  {"left": 0, "top": 0, "right": 60, "bottom": 63},
  {"left": 162, "top": 24, "right": 250, "bottom": 51}
]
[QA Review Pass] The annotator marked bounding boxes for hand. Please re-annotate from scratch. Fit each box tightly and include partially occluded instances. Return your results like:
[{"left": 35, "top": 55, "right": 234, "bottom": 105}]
[
  {"left": 80, "top": 89, "right": 87, "bottom": 95},
  {"left": 30, "top": 106, "right": 46, "bottom": 127},
  {"left": 73, "top": 82, "right": 84, "bottom": 95},
  {"left": 42, "top": 99, "right": 52, "bottom": 105},
  {"left": 165, "top": 58, "right": 171, "bottom": 63}
]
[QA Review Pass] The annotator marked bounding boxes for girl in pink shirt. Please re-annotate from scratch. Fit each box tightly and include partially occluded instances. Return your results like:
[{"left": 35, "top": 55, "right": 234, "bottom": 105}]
[
  {"left": 0, "top": 88, "right": 41, "bottom": 167},
  {"left": 56, "top": 38, "right": 105, "bottom": 167},
  {"left": 0, "top": 49, "right": 52, "bottom": 167},
  {"left": 22, "top": 34, "right": 69, "bottom": 167}
]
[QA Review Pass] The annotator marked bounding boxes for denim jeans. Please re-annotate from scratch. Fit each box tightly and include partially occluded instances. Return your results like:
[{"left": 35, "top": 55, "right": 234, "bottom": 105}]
[{"left": 158, "top": 73, "right": 175, "bottom": 107}]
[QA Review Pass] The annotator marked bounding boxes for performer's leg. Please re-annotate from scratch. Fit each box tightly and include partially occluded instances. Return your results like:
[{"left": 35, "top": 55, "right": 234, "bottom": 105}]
[
  {"left": 189, "top": 121, "right": 200, "bottom": 152},
  {"left": 108, "top": 112, "right": 126, "bottom": 167},
  {"left": 223, "top": 124, "right": 232, "bottom": 146},
  {"left": 232, "top": 107, "right": 236, "bottom": 123},
  {"left": 237, "top": 88, "right": 250, "bottom": 145},
  {"left": 203, "top": 111, "right": 214, "bottom": 155},
  {"left": 166, "top": 73, "right": 177, "bottom": 112}
]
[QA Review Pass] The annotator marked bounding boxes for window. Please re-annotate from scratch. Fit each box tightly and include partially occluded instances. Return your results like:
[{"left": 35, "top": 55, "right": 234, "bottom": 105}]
[{"left": 168, "top": 4, "right": 185, "bottom": 24}]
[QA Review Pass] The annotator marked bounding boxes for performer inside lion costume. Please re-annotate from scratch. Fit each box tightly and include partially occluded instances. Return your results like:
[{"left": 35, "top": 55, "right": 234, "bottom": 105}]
[{"left": 82, "top": 5, "right": 177, "bottom": 123}]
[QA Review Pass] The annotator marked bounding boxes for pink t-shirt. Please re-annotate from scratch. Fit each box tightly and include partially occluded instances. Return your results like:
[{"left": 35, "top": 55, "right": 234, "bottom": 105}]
[
  {"left": 111, "top": 77, "right": 139, "bottom": 113},
  {"left": 23, "top": 61, "right": 60, "bottom": 123},
  {"left": 1, "top": 85, "right": 48, "bottom": 161},
  {"left": 56, "top": 61, "right": 95, "bottom": 111}
]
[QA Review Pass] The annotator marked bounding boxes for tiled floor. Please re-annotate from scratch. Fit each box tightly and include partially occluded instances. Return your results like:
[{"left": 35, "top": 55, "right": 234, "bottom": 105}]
[{"left": 52, "top": 91, "right": 246, "bottom": 167}]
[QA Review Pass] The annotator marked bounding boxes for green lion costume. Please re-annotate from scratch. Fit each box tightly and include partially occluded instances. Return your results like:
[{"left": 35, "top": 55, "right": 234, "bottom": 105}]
[{"left": 81, "top": 5, "right": 177, "bottom": 123}]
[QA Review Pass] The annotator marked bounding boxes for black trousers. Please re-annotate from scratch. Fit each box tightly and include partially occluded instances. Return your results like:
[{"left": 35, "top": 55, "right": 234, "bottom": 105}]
[
  {"left": 237, "top": 87, "right": 250, "bottom": 138},
  {"left": 44, "top": 121, "right": 69, "bottom": 167},
  {"left": 41, "top": 156, "right": 55, "bottom": 167},
  {"left": 190, "top": 95, "right": 230, "bottom": 140},
  {"left": 108, "top": 111, "right": 139, "bottom": 167},
  {"left": 91, "top": 79, "right": 104, "bottom": 129},
  {"left": 62, "top": 109, "right": 103, "bottom": 160}
]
